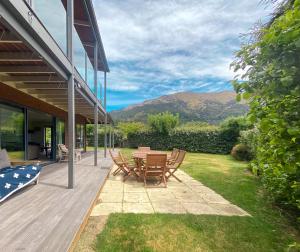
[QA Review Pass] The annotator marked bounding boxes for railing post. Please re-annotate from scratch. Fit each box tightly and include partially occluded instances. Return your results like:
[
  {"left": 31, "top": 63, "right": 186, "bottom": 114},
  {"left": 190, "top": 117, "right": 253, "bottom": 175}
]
[
  {"left": 104, "top": 72, "right": 107, "bottom": 157},
  {"left": 109, "top": 126, "right": 112, "bottom": 149},
  {"left": 112, "top": 127, "right": 115, "bottom": 151},
  {"left": 67, "top": 0, "right": 75, "bottom": 189},
  {"left": 85, "top": 52, "right": 87, "bottom": 83},
  {"left": 94, "top": 43, "right": 98, "bottom": 166}
]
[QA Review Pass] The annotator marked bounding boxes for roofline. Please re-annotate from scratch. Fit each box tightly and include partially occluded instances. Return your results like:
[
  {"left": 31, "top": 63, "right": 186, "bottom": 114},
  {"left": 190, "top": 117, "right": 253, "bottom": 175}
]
[{"left": 84, "top": 0, "right": 109, "bottom": 73}]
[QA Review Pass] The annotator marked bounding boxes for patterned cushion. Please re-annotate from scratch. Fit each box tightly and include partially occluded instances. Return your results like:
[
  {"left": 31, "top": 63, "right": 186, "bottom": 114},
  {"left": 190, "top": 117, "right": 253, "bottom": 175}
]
[{"left": 0, "top": 149, "right": 11, "bottom": 169}]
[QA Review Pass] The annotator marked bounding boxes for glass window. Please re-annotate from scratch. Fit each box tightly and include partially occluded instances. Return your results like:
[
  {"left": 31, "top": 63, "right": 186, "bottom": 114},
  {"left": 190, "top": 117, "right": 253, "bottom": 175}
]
[
  {"left": 76, "top": 124, "right": 85, "bottom": 149},
  {"left": 56, "top": 119, "right": 65, "bottom": 146},
  {"left": 0, "top": 104, "right": 24, "bottom": 160}
]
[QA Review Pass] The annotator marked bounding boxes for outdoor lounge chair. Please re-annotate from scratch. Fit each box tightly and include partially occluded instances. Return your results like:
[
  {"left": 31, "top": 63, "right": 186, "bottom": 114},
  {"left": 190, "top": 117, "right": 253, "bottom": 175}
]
[
  {"left": 166, "top": 150, "right": 186, "bottom": 182},
  {"left": 0, "top": 149, "right": 41, "bottom": 203},
  {"left": 138, "top": 146, "right": 151, "bottom": 152},
  {"left": 144, "top": 154, "right": 167, "bottom": 188},
  {"left": 109, "top": 150, "right": 137, "bottom": 181},
  {"left": 58, "top": 144, "right": 81, "bottom": 162}
]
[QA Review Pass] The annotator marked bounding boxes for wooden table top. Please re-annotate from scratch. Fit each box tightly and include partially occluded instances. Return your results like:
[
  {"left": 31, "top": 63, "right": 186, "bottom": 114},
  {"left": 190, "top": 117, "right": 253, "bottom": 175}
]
[{"left": 132, "top": 150, "right": 169, "bottom": 159}]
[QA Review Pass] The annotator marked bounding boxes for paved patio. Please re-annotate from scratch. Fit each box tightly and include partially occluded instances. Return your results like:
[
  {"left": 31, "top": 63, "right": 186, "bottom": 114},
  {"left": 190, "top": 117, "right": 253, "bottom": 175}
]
[{"left": 91, "top": 166, "right": 249, "bottom": 216}]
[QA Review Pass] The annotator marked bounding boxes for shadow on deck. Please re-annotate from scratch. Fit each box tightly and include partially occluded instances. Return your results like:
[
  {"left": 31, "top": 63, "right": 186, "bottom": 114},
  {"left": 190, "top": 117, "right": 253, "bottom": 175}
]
[{"left": 0, "top": 151, "right": 112, "bottom": 251}]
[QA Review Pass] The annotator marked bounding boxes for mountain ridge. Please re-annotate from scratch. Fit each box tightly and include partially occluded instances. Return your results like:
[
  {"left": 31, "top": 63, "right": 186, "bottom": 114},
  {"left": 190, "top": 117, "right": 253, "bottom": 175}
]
[{"left": 110, "top": 91, "right": 248, "bottom": 124}]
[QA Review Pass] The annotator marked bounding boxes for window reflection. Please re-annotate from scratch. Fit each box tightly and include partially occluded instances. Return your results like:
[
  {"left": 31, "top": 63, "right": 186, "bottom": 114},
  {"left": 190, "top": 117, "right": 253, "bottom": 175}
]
[{"left": 0, "top": 104, "right": 24, "bottom": 160}]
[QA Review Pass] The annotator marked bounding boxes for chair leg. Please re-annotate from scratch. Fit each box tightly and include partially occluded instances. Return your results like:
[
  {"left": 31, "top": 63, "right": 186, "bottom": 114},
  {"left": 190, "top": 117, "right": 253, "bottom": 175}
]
[
  {"left": 113, "top": 167, "right": 121, "bottom": 176},
  {"left": 171, "top": 172, "right": 182, "bottom": 182},
  {"left": 144, "top": 173, "right": 147, "bottom": 187}
]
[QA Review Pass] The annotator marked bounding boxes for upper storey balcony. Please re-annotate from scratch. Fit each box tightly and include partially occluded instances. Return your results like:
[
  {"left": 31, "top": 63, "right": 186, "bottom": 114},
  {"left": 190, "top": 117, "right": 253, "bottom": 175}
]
[{"left": 32, "top": 0, "right": 108, "bottom": 102}]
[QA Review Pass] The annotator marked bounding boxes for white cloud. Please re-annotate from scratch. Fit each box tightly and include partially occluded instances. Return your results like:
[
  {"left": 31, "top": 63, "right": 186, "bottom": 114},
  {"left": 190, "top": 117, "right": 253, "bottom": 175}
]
[{"left": 93, "top": 0, "right": 272, "bottom": 108}]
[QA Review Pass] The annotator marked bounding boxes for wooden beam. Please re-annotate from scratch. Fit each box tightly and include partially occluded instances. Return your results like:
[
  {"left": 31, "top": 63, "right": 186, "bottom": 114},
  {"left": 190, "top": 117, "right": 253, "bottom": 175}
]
[
  {"left": 24, "top": 89, "right": 67, "bottom": 95},
  {"left": 0, "top": 75, "right": 63, "bottom": 83},
  {"left": 0, "top": 52, "right": 43, "bottom": 61},
  {"left": 0, "top": 31, "right": 22, "bottom": 43},
  {"left": 15, "top": 83, "right": 67, "bottom": 89},
  {"left": 74, "top": 19, "right": 91, "bottom": 27},
  {"left": 0, "top": 66, "right": 55, "bottom": 73}
]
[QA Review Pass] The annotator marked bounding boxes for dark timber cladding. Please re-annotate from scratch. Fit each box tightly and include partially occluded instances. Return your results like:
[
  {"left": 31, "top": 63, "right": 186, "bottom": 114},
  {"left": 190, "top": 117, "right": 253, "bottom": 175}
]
[{"left": 0, "top": 0, "right": 111, "bottom": 188}]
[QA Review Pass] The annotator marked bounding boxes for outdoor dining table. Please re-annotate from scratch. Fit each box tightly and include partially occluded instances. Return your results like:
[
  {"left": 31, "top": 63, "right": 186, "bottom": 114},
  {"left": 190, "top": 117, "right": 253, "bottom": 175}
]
[{"left": 132, "top": 150, "right": 170, "bottom": 180}]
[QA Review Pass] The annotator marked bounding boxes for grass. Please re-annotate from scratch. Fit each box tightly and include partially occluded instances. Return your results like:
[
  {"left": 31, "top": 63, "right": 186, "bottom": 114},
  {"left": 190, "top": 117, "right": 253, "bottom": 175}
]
[{"left": 79, "top": 148, "right": 300, "bottom": 252}]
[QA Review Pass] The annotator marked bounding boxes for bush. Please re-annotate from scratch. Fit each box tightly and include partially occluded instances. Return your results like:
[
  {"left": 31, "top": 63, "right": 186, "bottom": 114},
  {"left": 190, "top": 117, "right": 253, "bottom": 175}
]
[
  {"left": 231, "top": 0, "right": 300, "bottom": 215},
  {"left": 148, "top": 112, "right": 179, "bottom": 134},
  {"left": 127, "top": 127, "right": 237, "bottom": 154},
  {"left": 231, "top": 144, "right": 253, "bottom": 161},
  {"left": 116, "top": 121, "right": 147, "bottom": 139},
  {"left": 239, "top": 128, "right": 259, "bottom": 159}
]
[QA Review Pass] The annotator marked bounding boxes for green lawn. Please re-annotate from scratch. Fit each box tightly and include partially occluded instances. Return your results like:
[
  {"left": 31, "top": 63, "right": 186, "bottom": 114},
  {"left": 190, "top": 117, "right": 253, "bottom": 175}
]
[{"left": 82, "top": 149, "right": 300, "bottom": 252}]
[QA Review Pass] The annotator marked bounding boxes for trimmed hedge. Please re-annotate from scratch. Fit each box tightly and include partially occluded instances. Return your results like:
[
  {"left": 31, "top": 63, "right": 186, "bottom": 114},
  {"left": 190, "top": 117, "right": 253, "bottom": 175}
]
[{"left": 127, "top": 128, "right": 238, "bottom": 154}]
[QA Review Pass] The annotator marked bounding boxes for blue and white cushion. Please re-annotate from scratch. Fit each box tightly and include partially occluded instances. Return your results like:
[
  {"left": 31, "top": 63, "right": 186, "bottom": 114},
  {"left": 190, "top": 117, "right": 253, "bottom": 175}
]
[{"left": 0, "top": 164, "right": 41, "bottom": 203}]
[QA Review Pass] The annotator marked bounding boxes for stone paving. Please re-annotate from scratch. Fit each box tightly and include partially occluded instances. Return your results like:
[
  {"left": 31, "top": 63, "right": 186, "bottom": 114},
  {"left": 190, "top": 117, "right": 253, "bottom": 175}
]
[{"left": 91, "top": 167, "right": 249, "bottom": 216}]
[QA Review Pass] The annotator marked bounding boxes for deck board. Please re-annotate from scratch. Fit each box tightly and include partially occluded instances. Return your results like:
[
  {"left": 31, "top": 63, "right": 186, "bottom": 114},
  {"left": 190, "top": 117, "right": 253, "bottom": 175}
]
[{"left": 0, "top": 152, "right": 112, "bottom": 251}]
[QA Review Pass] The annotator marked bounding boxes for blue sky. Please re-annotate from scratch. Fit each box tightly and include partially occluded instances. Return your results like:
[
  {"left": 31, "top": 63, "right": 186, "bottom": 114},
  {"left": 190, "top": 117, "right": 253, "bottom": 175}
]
[{"left": 92, "top": 0, "right": 272, "bottom": 111}]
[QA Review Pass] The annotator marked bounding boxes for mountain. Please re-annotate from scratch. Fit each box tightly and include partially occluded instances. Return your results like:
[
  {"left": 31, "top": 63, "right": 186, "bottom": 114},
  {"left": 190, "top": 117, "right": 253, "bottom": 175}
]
[{"left": 110, "top": 91, "right": 248, "bottom": 124}]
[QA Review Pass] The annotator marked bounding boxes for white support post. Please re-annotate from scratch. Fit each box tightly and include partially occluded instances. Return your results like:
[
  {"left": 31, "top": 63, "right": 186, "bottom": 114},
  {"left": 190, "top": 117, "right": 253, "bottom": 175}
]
[
  {"left": 94, "top": 43, "right": 98, "bottom": 166},
  {"left": 67, "top": 0, "right": 74, "bottom": 189}
]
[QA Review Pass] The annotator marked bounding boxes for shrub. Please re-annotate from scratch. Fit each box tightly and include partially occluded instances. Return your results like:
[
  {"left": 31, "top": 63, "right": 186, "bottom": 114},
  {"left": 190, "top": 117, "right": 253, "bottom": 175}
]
[
  {"left": 231, "top": 144, "right": 253, "bottom": 161},
  {"left": 116, "top": 121, "right": 147, "bottom": 139},
  {"left": 239, "top": 128, "right": 259, "bottom": 159},
  {"left": 231, "top": 1, "right": 300, "bottom": 215},
  {"left": 127, "top": 127, "right": 236, "bottom": 154},
  {"left": 147, "top": 112, "right": 179, "bottom": 134}
]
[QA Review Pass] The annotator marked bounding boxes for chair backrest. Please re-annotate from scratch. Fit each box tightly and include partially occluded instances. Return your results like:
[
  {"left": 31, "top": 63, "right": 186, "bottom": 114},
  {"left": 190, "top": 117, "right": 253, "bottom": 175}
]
[
  {"left": 138, "top": 146, "right": 151, "bottom": 152},
  {"left": 170, "top": 148, "right": 179, "bottom": 159},
  {"left": 175, "top": 150, "right": 186, "bottom": 166},
  {"left": 145, "top": 154, "right": 167, "bottom": 172},
  {"left": 58, "top": 144, "right": 68, "bottom": 153},
  {"left": 109, "top": 149, "right": 122, "bottom": 165}
]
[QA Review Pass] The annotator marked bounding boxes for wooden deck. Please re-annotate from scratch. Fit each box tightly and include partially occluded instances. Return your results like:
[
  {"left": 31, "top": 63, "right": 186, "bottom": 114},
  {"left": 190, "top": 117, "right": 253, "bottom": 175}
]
[{"left": 0, "top": 151, "right": 112, "bottom": 252}]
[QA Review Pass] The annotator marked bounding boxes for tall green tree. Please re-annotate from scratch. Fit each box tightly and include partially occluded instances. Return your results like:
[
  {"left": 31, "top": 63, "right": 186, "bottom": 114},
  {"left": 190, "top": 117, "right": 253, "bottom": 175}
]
[
  {"left": 148, "top": 112, "right": 179, "bottom": 134},
  {"left": 231, "top": 0, "right": 300, "bottom": 215}
]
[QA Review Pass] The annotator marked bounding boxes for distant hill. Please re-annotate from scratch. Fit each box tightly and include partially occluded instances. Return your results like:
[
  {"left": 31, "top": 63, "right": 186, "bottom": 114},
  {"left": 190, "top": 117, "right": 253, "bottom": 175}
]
[{"left": 110, "top": 91, "right": 248, "bottom": 124}]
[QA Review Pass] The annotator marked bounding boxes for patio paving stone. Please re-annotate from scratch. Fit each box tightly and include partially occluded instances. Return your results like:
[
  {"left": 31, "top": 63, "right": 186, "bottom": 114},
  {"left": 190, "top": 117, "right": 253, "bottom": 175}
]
[
  {"left": 99, "top": 192, "right": 123, "bottom": 203},
  {"left": 91, "top": 166, "right": 249, "bottom": 217},
  {"left": 123, "top": 203, "right": 154, "bottom": 213},
  {"left": 152, "top": 201, "right": 187, "bottom": 214},
  {"left": 182, "top": 203, "right": 221, "bottom": 215},
  {"left": 123, "top": 192, "right": 150, "bottom": 203}
]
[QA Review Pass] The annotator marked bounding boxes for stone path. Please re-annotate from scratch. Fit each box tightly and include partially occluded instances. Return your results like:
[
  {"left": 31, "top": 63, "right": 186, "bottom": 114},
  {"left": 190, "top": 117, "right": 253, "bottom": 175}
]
[{"left": 91, "top": 167, "right": 249, "bottom": 216}]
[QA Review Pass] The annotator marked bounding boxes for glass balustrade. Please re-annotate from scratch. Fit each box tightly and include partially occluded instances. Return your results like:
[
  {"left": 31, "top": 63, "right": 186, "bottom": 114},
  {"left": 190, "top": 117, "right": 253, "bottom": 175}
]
[
  {"left": 73, "top": 28, "right": 86, "bottom": 81},
  {"left": 34, "top": 0, "right": 67, "bottom": 54},
  {"left": 86, "top": 56, "right": 95, "bottom": 96},
  {"left": 33, "top": 0, "right": 99, "bottom": 100}
]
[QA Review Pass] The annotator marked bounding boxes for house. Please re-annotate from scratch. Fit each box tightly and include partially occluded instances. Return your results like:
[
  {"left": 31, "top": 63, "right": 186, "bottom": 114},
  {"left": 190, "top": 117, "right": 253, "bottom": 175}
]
[{"left": 0, "top": 0, "right": 111, "bottom": 189}]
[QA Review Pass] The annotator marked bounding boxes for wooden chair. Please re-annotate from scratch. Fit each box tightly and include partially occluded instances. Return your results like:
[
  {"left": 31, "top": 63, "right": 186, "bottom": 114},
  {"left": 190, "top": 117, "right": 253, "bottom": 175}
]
[
  {"left": 138, "top": 146, "right": 151, "bottom": 152},
  {"left": 109, "top": 149, "right": 123, "bottom": 176},
  {"left": 109, "top": 149, "right": 137, "bottom": 181},
  {"left": 167, "top": 148, "right": 179, "bottom": 164},
  {"left": 58, "top": 144, "right": 81, "bottom": 162},
  {"left": 144, "top": 154, "right": 167, "bottom": 188},
  {"left": 166, "top": 150, "right": 186, "bottom": 182}
]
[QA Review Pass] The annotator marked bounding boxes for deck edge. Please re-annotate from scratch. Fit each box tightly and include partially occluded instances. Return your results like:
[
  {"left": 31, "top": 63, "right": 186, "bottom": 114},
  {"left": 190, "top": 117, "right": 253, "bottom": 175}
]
[{"left": 67, "top": 166, "right": 111, "bottom": 252}]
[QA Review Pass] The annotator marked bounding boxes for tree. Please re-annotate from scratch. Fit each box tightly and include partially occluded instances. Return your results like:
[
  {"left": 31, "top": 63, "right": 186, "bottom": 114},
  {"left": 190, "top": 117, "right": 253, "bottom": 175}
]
[
  {"left": 231, "top": 0, "right": 300, "bottom": 214},
  {"left": 116, "top": 121, "right": 146, "bottom": 139},
  {"left": 147, "top": 112, "right": 179, "bottom": 134}
]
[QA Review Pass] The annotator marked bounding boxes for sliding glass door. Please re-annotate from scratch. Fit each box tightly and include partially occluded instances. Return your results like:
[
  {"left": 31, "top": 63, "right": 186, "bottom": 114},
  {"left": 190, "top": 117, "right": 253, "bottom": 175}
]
[{"left": 0, "top": 104, "right": 25, "bottom": 160}]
